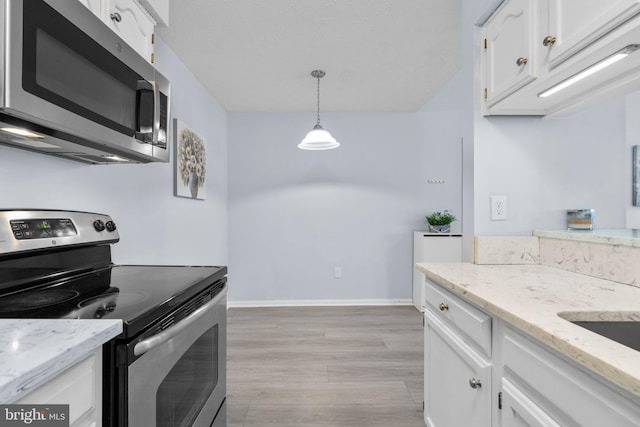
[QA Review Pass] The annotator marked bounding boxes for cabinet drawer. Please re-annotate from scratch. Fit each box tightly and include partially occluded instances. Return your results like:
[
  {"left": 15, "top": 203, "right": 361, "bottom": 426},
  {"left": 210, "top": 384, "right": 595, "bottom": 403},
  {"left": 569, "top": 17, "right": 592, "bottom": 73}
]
[
  {"left": 424, "top": 278, "right": 492, "bottom": 357},
  {"left": 502, "top": 326, "right": 640, "bottom": 427}
]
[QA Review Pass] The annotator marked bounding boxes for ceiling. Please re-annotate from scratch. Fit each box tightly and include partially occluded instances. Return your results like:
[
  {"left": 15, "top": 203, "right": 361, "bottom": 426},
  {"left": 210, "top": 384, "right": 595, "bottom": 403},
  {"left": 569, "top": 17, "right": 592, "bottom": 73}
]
[{"left": 156, "top": 0, "right": 461, "bottom": 113}]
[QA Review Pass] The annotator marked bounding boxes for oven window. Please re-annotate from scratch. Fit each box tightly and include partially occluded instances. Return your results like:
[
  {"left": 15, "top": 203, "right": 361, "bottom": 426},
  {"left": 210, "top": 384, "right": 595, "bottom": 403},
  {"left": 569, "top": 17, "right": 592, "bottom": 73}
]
[{"left": 156, "top": 325, "right": 219, "bottom": 427}]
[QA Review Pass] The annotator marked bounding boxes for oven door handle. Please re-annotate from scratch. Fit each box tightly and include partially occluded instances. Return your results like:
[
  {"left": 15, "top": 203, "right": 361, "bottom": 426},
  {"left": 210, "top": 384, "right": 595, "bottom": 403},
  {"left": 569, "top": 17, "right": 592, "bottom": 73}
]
[{"left": 133, "top": 284, "right": 227, "bottom": 357}]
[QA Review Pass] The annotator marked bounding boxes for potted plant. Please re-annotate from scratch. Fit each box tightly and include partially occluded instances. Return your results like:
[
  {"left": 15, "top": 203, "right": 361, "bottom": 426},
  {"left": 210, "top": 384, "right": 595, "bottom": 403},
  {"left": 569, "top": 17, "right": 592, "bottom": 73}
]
[{"left": 425, "top": 210, "right": 456, "bottom": 233}]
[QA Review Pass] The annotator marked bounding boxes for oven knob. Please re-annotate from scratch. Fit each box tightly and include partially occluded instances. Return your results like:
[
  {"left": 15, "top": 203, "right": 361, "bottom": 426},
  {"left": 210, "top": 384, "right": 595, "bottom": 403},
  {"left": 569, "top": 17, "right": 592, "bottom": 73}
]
[
  {"left": 105, "top": 220, "right": 117, "bottom": 232},
  {"left": 93, "top": 220, "right": 106, "bottom": 232}
]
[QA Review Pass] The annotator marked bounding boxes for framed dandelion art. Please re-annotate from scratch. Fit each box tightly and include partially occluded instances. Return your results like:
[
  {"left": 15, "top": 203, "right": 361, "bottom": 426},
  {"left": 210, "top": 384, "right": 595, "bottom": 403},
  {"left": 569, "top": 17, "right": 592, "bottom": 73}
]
[{"left": 174, "top": 119, "right": 207, "bottom": 200}]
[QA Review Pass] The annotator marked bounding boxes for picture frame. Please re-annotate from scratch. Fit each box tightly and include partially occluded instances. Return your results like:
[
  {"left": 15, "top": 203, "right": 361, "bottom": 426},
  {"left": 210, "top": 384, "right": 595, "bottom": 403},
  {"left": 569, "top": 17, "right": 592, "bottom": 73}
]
[{"left": 174, "top": 118, "right": 207, "bottom": 200}]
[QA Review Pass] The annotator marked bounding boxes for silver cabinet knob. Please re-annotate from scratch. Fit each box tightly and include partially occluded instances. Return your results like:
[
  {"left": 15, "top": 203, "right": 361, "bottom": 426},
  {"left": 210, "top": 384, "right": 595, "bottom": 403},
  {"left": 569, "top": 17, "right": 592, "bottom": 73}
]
[
  {"left": 516, "top": 57, "right": 528, "bottom": 66},
  {"left": 469, "top": 378, "right": 482, "bottom": 389},
  {"left": 110, "top": 12, "right": 122, "bottom": 22}
]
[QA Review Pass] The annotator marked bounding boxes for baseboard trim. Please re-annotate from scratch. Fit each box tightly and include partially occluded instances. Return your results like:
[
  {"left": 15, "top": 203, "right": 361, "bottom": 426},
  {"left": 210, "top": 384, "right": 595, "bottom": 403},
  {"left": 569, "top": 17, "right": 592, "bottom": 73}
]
[{"left": 228, "top": 298, "right": 413, "bottom": 308}]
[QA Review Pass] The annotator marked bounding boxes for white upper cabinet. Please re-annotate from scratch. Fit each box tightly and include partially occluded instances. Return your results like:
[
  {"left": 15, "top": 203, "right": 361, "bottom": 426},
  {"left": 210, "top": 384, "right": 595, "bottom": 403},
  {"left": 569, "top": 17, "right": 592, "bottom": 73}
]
[
  {"left": 103, "top": 0, "right": 155, "bottom": 63},
  {"left": 77, "top": 0, "right": 168, "bottom": 63},
  {"left": 543, "top": 0, "right": 640, "bottom": 69},
  {"left": 482, "top": 0, "right": 640, "bottom": 115},
  {"left": 484, "top": 0, "right": 538, "bottom": 107}
]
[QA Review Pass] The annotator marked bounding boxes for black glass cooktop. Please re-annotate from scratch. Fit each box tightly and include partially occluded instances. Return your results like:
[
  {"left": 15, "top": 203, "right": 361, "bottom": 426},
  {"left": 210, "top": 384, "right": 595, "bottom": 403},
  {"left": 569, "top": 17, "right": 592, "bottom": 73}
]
[{"left": 0, "top": 264, "right": 227, "bottom": 338}]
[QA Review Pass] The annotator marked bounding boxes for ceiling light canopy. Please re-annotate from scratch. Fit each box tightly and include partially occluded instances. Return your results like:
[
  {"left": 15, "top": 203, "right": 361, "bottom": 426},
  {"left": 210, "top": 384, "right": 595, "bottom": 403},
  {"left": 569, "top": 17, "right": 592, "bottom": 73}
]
[{"left": 298, "top": 70, "right": 340, "bottom": 150}]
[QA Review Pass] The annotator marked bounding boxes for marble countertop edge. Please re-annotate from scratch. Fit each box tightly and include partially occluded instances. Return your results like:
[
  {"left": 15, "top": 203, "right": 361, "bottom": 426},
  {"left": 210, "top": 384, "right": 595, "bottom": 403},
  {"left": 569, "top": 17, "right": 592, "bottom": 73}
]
[
  {"left": 416, "top": 262, "right": 640, "bottom": 397},
  {"left": 0, "top": 319, "right": 123, "bottom": 403}
]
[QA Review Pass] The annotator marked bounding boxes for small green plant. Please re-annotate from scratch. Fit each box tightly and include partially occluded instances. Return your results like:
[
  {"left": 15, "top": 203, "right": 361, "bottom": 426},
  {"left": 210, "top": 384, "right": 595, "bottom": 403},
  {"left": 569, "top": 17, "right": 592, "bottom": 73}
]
[{"left": 426, "top": 210, "right": 457, "bottom": 226}]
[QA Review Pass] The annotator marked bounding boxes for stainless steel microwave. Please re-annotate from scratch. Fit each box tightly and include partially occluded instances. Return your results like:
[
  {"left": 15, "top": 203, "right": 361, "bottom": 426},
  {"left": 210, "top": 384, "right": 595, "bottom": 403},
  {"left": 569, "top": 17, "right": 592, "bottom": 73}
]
[{"left": 0, "top": 0, "right": 170, "bottom": 164}]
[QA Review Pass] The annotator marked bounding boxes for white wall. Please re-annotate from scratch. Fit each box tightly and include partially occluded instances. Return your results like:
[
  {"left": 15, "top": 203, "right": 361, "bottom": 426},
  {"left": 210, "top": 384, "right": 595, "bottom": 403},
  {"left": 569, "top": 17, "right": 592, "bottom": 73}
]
[
  {"left": 424, "top": 0, "right": 630, "bottom": 241},
  {"left": 0, "top": 39, "right": 228, "bottom": 266},
  {"left": 473, "top": 102, "right": 627, "bottom": 234},
  {"left": 228, "top": 112, "right": 462, "bottom": 303}
]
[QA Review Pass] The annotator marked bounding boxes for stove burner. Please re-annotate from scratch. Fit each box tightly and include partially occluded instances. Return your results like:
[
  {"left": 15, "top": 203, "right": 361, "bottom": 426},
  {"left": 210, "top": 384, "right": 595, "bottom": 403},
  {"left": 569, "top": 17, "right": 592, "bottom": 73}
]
[
  {"left": 0, "top": 289, "right": 80, "bottom": 312},
  {"left": 78, "top": 290, "right": 119, "bottom": 308}
]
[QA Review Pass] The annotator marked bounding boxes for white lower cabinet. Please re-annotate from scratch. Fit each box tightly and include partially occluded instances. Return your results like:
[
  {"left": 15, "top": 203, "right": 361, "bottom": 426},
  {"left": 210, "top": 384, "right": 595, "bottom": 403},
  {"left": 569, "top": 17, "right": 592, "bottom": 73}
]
[
  {"left": 15, "top": 349, "right": 102, "bottom": 427},
  {"left": 501, "top": 325, "right": 640, "bottom": 427},
  {"left": 424, "top": 308, "right": 492, "bottom": 427},
  {"left": 422, "top": 277, "right": 640, "bottom": 427},
  {"left": 500, "top": 378, "right": 562, "bottom": 427},
  {"left": 423, "top": 279, "right": 492, "bottom": 427}
]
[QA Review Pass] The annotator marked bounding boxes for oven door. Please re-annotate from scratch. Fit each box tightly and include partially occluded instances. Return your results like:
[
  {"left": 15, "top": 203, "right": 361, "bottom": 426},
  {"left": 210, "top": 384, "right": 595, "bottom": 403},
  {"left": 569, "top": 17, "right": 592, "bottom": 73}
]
[{"left": 126, "top": 285, "right": 227, "bottom": 427}]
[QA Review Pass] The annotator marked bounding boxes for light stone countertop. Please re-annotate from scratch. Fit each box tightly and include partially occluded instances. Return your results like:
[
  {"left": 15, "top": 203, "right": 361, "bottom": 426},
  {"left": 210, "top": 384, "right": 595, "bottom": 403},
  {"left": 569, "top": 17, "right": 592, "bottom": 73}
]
[
  {"left": 0, "top": 319, "right": 122, "bottom": 403},
  {"left": 534, "top": 228, "right": 640, "bottom": 248},
  {"left": 415, "top": 262, "right": 640, "bottom": 397}
]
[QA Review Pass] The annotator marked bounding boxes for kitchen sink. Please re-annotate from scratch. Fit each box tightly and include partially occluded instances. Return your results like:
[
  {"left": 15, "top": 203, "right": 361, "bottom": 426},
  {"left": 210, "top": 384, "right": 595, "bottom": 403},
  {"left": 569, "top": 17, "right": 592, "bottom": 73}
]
[
  {"left": 558, "top": 312, "right": 640, "bottom": 352},
  {"left": 571, "top": 321, "right": 640, "bottom": 352}
]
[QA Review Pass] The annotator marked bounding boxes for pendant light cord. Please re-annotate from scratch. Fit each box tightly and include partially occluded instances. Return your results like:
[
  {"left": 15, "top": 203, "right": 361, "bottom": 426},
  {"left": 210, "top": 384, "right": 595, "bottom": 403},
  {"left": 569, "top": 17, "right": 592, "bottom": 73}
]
[{"left": 316, "top": 75, "right": 321, "bottom": 127}]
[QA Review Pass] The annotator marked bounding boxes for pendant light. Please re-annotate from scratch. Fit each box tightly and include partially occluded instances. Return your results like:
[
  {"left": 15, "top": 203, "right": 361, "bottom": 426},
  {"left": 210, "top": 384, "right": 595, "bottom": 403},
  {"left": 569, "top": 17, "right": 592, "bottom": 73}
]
[{"left": 298, "top": 70, "right": 340, "bottom": 150}]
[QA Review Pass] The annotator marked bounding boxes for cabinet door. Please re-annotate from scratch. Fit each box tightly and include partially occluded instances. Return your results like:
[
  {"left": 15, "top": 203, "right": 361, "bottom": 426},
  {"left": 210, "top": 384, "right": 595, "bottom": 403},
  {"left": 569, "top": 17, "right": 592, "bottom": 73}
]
[
  {"left": 484, "top": 0, "right": 537, "bottom": 107},
  {"left": 103, "top": 0, "right": 155, "bottom": 62},
  {"left": 16, "top": 350, "right": 102, "bottom": 427},
  {"left": 500, "top": 379, "right": 562, "bottom": 427},
  {"left": 424, "top": 309, "right": 491, "bottom": 427},
  {"left": 544, "top": 0, "right": 640, "bottom": 69}
]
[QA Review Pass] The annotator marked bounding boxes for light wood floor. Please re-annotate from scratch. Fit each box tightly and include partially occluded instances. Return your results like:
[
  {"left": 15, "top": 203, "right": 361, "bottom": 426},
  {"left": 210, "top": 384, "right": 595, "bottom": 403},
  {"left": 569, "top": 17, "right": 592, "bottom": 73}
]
[{"left": 226, "top": 305, "right": 425, "bottom": 427}]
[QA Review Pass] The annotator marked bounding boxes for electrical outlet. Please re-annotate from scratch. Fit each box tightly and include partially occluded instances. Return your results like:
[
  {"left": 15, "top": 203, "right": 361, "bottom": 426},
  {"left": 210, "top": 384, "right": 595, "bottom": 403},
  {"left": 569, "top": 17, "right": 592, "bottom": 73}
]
[
  {"left": 334, "top": 267, "right": 342, "bottom": 279},
  {"left": 491, "top": 195, "right": 507, "bottom": 220}
]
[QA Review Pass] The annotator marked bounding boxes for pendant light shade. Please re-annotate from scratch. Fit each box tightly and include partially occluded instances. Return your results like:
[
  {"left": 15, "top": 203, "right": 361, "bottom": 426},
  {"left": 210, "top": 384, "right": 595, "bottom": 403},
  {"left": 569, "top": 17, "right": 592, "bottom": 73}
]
[{"left": 298, "top": 70, "right": 340, "bottom": 150}]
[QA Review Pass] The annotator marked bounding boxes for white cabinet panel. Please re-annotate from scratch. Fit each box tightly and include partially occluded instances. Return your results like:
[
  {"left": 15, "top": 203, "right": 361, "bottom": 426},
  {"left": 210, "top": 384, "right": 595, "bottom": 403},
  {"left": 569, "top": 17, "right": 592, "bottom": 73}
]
[
  {"left": 544, "top": 0, "right": 640, "bottom": 69},
  {"left": 424, "top": 308, "right": 492, "bottom": 427},
  {"left": 103, "top": 0, "right": 155, "bottom": 62},
  {"left": 484, "top": 0, "right": 538, "bottom": 107},
  {"left": 500, "top": 378, "right": 563, "bottom": 427},
  {"left": 412, "top": 233, "right": 461, "bottom": 311},
  {"left": 16, "top": 349, "right": 102, "bottom": 427}
]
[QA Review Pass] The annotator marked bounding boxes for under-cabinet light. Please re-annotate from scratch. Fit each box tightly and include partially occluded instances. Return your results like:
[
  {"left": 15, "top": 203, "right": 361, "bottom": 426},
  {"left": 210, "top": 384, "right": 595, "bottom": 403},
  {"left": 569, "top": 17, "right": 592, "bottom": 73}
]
[
  {"left": 538, "top": 44, "right": 640, "bottom": 98},
  {"left": 0, "top": 127, "right": 45, "bottom": 139}
]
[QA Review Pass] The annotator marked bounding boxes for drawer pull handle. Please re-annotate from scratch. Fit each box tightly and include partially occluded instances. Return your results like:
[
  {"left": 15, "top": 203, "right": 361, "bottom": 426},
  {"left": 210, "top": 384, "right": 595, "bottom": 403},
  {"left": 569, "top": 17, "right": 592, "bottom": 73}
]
[
  {"left": 516, "top": 57, "right": 528, "bottom": 66},
  {"left": 469, "top": 378, "right": 482, "bottom": 389},
  {"left": 110, "top": 12, "right": 122, "bottom": 22},
  {"left": 438, "top": 303, "right": 449, "bottom": 311},
  {"left": 542, "top": 36, "right": 557, "bottom": 46}
]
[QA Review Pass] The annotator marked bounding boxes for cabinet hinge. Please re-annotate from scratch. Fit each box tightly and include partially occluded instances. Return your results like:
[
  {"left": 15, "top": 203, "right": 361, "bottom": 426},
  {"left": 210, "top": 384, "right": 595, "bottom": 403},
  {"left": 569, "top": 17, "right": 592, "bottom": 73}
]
[
  {"left": 484, "top": 88, "right": 488, "bottom": 99},
  {"left": 151, "top": 53, "right": 155, "bottom": 63},
  {"left": 498, "top": 392, "right": 503, "bottom": 410},
  {"left": 422, "top": 401, "right": 425, "bottom": 412},
  {"left": 152, "top": 33, "right": 155, "bottom": 44},
  {"left": 422, "top": 317, "right": 425, "bottom": 327},
  {"left": 484, "top": 38, "right": 487, "bottom": 49}
]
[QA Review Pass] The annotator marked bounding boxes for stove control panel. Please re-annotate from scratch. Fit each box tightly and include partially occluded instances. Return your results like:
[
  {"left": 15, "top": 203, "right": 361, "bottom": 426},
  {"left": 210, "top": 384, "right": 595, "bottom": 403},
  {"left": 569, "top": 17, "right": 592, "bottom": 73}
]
[
  {"left": 0, "top": 210, "right": 119, "bottom": 254},
  {"left": 11, "top": 218, "right": 78, "bottom": 240}
]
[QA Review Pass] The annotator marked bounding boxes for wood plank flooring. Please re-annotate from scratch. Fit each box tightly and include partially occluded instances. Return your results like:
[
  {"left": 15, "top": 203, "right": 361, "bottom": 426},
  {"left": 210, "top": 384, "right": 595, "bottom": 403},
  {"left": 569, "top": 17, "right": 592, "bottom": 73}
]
[{"left": 226, "top": 306, "right": 425, "bottom": 427}]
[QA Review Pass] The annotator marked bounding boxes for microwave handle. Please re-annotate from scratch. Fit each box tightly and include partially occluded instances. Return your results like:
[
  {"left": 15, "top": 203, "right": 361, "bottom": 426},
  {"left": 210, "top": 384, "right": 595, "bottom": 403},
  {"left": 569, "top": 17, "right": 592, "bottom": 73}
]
[
  {"left": 133, "top": 283, "right": 227, "bottom": 357},
  {"left": 151, "top": 80, "right": 159, "bottom": 146}
]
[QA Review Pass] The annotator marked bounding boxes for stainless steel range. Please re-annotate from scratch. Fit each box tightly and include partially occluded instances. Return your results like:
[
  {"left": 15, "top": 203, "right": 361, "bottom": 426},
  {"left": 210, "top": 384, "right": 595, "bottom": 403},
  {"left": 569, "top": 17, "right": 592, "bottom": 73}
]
[{"left": 0, "top": 210, "right": 227, "bottom": 427}]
